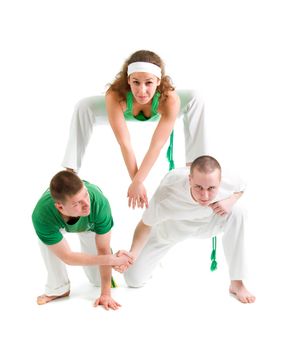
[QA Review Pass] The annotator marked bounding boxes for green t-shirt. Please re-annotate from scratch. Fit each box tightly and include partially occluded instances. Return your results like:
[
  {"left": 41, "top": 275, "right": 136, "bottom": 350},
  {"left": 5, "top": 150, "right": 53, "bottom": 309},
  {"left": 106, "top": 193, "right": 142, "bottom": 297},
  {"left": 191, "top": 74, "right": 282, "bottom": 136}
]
[{"left": 32, "top": 181, "right": 113, "bottom": 245}]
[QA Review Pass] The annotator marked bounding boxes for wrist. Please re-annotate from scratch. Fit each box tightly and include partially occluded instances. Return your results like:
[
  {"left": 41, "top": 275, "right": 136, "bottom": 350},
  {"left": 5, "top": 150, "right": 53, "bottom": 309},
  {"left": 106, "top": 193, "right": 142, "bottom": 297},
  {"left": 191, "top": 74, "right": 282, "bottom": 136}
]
[
  {"left": 132, "top": 177, "right": 143, "bottom": 184},
  {"left": 231, "top": 193, "right": 240, "bottom": 202},
  {"left": 101, "top": 254, "right": 113, "bottom": 266},
  {"left": 130, "top": 249, "right": 138, "bottom": 261},
  {"left": 109, "top": 254, "right": 117, "bottom": 265},
  {"left": 100, "top": 290, "right": 111, "bottom": 297}
]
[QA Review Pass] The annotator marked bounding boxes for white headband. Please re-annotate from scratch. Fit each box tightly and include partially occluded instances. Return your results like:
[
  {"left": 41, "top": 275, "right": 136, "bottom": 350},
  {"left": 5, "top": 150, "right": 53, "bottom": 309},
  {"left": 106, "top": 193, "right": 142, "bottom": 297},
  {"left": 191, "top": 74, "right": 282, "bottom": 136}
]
[{"left": 127, "top": 62, "right": 162, "bottom": 79}]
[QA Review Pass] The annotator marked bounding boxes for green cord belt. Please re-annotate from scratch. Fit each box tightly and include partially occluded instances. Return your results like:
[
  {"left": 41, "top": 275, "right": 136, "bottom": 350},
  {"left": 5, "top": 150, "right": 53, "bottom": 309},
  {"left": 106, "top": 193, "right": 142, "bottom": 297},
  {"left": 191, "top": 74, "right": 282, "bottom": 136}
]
[{"left": 166, "top": 130, "right": 217, "bottom": 272}]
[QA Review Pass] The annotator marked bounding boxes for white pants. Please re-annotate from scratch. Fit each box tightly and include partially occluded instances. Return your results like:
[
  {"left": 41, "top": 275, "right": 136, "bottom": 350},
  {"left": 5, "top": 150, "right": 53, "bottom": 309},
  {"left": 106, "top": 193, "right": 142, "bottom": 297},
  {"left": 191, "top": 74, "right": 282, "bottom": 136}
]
[
  {"left": 124, "top": 205, "right": 247, "bottom": 287},
  {"left": 38, "top": 231, "right": 100, "bottom": 296},
  {"left": 62, "top": 90, "right": 207, "bottom": 171}
]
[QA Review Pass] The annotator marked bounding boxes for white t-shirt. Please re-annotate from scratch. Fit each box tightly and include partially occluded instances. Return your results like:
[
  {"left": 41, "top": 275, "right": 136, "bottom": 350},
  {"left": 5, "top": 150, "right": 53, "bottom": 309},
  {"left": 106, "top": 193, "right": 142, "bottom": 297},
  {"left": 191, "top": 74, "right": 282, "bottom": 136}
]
[{"left": 142, "top": 167, "right": 245, "bottom": 242}]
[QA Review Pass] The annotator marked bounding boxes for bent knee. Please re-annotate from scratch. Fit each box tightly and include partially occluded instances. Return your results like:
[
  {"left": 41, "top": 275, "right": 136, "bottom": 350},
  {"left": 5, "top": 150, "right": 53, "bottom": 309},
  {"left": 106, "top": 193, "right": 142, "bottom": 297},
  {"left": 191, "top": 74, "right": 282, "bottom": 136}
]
[
  {"left": 177, "top": 89, "right": 204, "bottom": 108},
  {"left": 124, "top": 271, "right": 146, "bottom": 288},
  {"left": 228, "top": 204, "right": 246, "bottom": 222},
  {"left": 74, "top": 96, "right": 101, "bottom": 115}
]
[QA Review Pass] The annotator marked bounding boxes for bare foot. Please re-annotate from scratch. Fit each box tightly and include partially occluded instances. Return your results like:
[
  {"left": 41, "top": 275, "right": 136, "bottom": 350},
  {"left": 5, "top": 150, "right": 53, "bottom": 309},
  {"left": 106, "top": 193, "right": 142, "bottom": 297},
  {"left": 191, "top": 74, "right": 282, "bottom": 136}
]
[
  {"left": 229, "top": 280, "right": 256, "bottom": 304},
  {"left": 65, "top": 168, "right": 76, "bottom": 174},
  {"left": 37, "top": 291, "right": 70, "bottom": 305}
]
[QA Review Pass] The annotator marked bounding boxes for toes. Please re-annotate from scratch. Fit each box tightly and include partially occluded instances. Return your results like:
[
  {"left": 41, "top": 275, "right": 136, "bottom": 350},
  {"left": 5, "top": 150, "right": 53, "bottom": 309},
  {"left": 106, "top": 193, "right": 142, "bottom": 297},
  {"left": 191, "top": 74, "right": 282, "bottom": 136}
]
[
  {"left": 241, "top": 295, "right": 256, "bottom": 303},
  {"left": 37, "top": 291, "right": 70, "bottom": 305},
  {"left": 239, "top": 296, "right": 248, "bottom": 303},
  {"left": 247, "top": 296, "right": 256, "bottom": 303},
  {"left": 37, "top": 298, "right": 45, "bottom": 305},
  {"left": 37, "top": 295, "right": 51, "bottom": 305}
]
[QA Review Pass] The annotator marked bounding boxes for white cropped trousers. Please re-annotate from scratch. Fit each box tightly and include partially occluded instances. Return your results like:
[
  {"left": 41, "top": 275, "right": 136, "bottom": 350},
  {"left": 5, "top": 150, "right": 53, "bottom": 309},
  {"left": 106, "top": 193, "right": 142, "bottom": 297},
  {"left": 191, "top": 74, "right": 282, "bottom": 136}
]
[
  {"left": 38, "top": 231, "right": 100, "bottom": 296},
  {"left": 62, "top": 90, "right": 207, "bottom": 171},
  {"left": 124, "top": 205, "right": 247, "bottom": 287}
]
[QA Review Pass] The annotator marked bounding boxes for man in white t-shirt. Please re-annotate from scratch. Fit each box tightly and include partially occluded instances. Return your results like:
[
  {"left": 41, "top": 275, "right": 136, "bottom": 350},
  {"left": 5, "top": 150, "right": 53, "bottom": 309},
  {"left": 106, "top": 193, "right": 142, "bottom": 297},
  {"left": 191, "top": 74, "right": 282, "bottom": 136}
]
[{"left": 117, "top": 155, "right": 255, "bottom": 303}]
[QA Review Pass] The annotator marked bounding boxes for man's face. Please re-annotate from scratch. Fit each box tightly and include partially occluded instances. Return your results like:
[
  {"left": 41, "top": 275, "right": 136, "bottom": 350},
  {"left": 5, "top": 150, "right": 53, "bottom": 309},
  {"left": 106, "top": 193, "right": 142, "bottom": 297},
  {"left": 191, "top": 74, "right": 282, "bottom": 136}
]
[
  {"left": 55, "top": 186, "right": 90, "bottom": 217},
  {"left": 189, "top": 168, "right": 221, "bottom": 206}
]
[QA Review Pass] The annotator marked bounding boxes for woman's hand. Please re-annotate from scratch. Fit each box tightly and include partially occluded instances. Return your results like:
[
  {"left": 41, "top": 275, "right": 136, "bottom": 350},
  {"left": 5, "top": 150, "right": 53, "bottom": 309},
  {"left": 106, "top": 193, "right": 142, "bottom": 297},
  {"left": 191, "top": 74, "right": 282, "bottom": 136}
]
[{"left": 127, "top": 180, "right": 148, "bottom": 209}]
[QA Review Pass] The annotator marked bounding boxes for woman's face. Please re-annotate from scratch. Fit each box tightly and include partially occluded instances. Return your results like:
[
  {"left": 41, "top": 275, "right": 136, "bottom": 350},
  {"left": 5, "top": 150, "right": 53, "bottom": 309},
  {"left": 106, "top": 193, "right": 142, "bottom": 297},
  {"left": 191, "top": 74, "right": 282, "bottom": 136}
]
[{"left": 128, "top": 72, "right": 160, "bottom": 105}]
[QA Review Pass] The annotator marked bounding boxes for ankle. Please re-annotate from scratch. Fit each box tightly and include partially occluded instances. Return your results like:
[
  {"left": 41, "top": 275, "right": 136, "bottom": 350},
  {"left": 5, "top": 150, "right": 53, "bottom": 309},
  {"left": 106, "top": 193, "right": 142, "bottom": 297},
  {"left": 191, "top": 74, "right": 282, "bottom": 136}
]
[{"left": 230, "top": 280, "right": 243, "bottom": 288}]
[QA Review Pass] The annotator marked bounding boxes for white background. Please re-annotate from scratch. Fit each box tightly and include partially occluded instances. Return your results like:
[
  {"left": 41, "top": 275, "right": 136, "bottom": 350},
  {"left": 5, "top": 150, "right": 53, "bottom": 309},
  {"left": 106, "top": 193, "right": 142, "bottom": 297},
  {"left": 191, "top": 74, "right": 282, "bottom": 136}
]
[{"left": 1, "top": 0, "right": 295, "bottom": 349}]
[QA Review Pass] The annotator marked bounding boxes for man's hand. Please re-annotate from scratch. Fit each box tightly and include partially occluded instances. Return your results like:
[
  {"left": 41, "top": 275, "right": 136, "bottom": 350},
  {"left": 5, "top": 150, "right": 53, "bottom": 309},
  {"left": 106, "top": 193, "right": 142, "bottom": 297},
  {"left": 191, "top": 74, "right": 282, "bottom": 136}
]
[
  {"left": 110, "top": 250, "right": 134, "bottom": 267},
  {"left": 210, "top": 197, "right": 235, "bottom": 216},
  {"left": 94, "top": 295, "right": 121, "bottom": 310},
  {"left": 113, "top": 250, "right": 136, "bottom": 273}
]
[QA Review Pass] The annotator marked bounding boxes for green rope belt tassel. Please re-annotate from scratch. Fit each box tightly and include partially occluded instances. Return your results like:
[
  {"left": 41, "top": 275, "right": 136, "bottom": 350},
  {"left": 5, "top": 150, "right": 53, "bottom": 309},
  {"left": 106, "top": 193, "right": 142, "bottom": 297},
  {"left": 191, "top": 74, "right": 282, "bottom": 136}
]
[
  {"left": 166, "top": 129, "right": 217, "bottom": 272},
  {"left": 111, "top": 276, "right": 117, "bottom": 288},
  {"left": 210, "top": 236, "right": 218, "bottom": 271},
  {"left": 166, "top": 130, "right": 175, "bottom": 171}
]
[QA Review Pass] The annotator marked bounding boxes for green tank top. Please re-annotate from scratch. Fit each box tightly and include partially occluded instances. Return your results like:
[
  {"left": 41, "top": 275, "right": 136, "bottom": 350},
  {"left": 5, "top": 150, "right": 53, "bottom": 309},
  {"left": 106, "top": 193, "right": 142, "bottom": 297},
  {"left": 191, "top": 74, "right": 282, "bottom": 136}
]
[
  {"left": 123, "top": 90, "right": 175, "bottom": 170},
  {"left": 123, "top": 91, "right": 161, "bottom": 122}
]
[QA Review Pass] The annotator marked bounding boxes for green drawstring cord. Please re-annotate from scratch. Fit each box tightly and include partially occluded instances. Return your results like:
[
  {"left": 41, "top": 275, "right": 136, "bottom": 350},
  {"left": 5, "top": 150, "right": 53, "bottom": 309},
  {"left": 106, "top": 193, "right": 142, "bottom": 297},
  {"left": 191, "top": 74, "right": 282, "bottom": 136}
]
[
  {"left": 166, "top": 129, "right": 217, "bottom": 272},
  {"left": 111, "top": 275, "right": 117, "bottom": 288},
  {"left": 210, "top": 236, "right": 218, "bottom": 271},
  {"left": 166, "top": 130, "right": 175, "bottom": 171}
]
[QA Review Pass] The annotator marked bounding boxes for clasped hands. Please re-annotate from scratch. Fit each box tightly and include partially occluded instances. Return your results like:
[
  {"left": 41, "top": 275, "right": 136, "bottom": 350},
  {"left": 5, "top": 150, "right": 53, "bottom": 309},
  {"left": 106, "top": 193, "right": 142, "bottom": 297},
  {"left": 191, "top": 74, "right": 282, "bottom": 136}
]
[{"left": 113, "top": 250, "right": 136, "bottom": 273}]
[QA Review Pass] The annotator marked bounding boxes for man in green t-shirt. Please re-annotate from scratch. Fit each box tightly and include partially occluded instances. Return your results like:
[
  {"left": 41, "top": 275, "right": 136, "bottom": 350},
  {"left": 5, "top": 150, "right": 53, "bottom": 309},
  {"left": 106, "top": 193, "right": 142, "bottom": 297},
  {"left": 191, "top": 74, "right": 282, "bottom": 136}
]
[{"left": 32, "top": 170, "right": 133, "bottom": 309}]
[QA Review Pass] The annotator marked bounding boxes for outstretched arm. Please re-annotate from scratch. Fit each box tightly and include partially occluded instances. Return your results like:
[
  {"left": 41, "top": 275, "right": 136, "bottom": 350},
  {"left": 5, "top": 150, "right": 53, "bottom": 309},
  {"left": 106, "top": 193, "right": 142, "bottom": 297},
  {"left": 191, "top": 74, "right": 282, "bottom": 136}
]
[
  {"left": 130, "top": 219, "right": 152, "bottom": 259},
  {"left": 115, "top": 220, "right": 152, "bottom": 273},
  {"left": 128, "top": 94, "right": 180, "bottom": 208},
  {"left": 48, "top": 237, "right": 133, "bottom": 266},
  {"left": 106, "top": 92, "right": 139, "bottom": 180}
]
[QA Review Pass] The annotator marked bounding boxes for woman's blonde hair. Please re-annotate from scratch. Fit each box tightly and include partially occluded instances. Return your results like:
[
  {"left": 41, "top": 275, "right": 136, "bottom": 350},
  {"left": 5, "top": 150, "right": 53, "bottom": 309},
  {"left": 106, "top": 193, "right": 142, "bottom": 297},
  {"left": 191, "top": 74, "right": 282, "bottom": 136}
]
[{"left": 106, "top": 50, "right": 175, "bottom": 102}]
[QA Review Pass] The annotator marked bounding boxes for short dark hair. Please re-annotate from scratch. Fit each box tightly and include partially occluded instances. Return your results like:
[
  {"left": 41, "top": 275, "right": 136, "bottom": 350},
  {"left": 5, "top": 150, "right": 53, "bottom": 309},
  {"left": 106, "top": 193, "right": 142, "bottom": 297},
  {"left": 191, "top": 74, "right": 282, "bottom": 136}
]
[
  {"left": 50, "top": 171, "right": 83, "bottom": 203},
  {"left": 190, "top": 155, "right": 221, "bottom": 176}
]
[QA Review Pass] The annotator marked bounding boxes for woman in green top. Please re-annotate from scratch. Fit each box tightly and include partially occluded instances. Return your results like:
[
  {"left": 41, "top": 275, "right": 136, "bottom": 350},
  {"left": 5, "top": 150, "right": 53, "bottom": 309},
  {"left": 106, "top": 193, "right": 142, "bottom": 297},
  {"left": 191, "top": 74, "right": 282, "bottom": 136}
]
[{"left": 62, "top": 50, "right": 207, "bottom": 209}]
